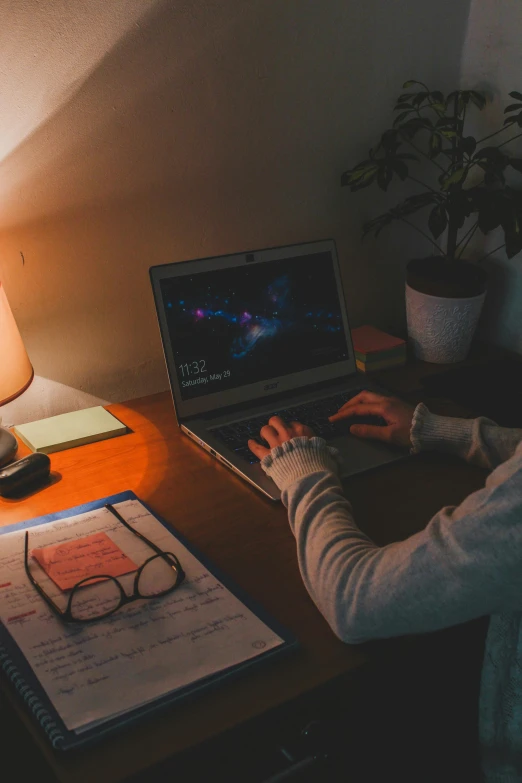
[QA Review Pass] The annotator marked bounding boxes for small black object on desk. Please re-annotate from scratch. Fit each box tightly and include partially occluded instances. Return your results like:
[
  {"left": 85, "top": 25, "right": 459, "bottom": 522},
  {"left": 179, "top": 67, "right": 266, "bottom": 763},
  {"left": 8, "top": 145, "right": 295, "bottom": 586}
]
[
  {"left": 0, "top": 453, "right": 51, "bottom": 497},
  {"left": 0, "top": 427, "right": 18, "bottom": 467}
]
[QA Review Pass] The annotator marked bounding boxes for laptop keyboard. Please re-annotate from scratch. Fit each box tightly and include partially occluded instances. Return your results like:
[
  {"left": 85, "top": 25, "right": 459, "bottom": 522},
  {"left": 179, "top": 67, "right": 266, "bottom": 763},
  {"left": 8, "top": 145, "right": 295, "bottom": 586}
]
[{"left": 210, "top": 388, "right": 386, "bottom": 464}]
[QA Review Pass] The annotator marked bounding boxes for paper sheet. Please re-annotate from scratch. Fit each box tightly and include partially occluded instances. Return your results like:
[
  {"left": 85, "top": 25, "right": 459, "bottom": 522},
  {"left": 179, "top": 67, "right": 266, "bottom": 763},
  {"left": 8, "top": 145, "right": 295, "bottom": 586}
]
[
  {"left": 31, "top": 532, "right": 138, "bottom": 591},
  {"left": 0, "top": 500, "right": 284, "bottom": 732}
]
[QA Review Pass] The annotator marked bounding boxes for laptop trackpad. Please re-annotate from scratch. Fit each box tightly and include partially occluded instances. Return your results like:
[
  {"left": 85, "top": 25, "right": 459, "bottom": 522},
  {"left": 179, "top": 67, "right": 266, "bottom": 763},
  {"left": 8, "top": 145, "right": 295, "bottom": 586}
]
[{"left": 330, "top": 434, "right": 406, "bottom": 477}]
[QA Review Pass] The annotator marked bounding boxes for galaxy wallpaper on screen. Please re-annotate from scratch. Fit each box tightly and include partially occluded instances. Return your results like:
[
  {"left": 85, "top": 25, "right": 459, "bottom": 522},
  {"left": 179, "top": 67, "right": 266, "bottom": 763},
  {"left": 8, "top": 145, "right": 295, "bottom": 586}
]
[{"left": 161, "top": 252, "right": 350, "bottom": 400}]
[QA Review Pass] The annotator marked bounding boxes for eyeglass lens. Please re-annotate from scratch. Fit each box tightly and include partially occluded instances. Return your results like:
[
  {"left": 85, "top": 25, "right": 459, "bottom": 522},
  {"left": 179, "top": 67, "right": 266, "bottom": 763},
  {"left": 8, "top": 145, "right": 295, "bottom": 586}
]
[{"left": 68, "top": 555, "right": 181, "bottom": 621}]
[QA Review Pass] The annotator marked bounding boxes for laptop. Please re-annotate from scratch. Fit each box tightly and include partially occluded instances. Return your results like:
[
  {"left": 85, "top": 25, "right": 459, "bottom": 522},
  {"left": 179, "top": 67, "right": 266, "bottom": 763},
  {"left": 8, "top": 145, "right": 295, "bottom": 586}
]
[{"left": 149, "top": 239, "right": 407, "bottom": 500}]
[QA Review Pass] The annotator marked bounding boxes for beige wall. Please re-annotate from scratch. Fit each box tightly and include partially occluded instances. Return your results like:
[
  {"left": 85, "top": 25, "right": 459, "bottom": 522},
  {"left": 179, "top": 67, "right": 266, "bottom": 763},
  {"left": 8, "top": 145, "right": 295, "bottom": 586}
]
[
  {"left": 0, "top": 0, "right": 473, "bottom": 422},
  {"left": 460, "top": 0, "right": 522, "bottom": 354}
]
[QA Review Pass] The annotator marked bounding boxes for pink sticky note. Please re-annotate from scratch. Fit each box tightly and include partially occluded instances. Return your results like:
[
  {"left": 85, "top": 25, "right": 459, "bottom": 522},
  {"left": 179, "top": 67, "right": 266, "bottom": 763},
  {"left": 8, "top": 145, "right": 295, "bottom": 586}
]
[{"left": 31, "top": 532, "right": 138, "bottom": 591}]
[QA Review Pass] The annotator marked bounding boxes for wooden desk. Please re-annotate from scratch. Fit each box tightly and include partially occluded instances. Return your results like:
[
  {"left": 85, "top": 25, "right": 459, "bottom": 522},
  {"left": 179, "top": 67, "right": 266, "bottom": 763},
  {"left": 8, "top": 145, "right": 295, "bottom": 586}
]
[{"left": 0, "top": 376, "right": 489, "bottom": 783}]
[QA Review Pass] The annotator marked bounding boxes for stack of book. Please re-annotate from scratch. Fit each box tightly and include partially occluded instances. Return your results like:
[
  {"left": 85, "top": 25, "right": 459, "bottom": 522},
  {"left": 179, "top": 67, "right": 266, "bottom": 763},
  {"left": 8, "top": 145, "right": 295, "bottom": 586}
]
[{"left": 351, "top": 325, "right": 407, "bottom": 372}]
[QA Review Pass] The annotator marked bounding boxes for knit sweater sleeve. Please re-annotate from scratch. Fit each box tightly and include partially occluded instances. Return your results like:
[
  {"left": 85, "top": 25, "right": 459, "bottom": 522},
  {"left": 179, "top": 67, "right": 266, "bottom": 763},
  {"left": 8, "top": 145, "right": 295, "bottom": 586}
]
[
  {"left": 260, "top": 424, "right": 522, "bottom": 645},
  {"left": 410, "top": 403, "right": 522, "bottom": 469}
]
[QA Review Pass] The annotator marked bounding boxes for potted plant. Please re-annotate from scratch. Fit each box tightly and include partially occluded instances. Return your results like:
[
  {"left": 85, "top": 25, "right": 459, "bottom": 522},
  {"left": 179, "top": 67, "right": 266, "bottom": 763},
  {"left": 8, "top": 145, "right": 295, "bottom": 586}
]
[{"left": 341, "top": 80, "right": 522, "bottom": 362}]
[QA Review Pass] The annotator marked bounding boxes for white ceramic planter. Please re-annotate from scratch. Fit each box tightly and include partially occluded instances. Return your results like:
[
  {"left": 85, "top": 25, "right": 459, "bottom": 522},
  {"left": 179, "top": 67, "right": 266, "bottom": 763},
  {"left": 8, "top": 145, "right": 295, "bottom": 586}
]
[{"left": 405, "top": 283, "right": 486, "bottom": 363}]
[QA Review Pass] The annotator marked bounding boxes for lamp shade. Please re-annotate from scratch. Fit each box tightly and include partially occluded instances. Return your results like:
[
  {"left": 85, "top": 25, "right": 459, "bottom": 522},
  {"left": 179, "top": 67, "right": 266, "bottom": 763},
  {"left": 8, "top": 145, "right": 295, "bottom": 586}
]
[{"left": 0, "top": 281, "right": 33, "bottom": 405}]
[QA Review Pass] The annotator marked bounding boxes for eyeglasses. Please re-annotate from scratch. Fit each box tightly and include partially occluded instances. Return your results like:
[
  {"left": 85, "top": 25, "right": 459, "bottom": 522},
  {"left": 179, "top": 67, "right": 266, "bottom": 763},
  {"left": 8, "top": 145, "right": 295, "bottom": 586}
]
[{"left": 24, "top": 504, "right": 185, "bottom": 624}]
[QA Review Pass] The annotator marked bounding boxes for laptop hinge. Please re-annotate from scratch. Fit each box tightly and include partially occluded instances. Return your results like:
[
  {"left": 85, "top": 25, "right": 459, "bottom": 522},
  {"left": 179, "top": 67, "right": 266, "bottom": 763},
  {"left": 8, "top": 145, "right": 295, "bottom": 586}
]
[{"left": 182, "top": 374, "right": 355, "bottom": 423}]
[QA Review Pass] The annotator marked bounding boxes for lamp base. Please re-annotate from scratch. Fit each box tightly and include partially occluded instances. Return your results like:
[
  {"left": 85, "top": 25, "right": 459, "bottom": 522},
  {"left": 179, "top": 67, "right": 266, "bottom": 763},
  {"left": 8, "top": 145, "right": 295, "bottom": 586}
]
[{"left": 0, "top": 426, "right": 18, "bottom": 467}]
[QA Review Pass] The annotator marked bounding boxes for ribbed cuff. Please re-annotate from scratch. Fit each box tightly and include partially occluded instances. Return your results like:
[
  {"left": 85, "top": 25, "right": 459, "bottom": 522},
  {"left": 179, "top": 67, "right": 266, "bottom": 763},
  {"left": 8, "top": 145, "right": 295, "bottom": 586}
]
[
  {"left": 410, "top": 402, "right": 475, "bottom": 455},
  {"left": 260, "top": 436, "right": 340, "bottom": 491}
]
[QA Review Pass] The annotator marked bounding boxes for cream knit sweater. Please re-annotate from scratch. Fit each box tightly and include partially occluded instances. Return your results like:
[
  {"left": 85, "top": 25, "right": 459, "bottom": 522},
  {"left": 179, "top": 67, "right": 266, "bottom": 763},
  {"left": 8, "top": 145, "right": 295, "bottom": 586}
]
[{"left": 260, "top": 404, "right": 522, "bottom": 782}]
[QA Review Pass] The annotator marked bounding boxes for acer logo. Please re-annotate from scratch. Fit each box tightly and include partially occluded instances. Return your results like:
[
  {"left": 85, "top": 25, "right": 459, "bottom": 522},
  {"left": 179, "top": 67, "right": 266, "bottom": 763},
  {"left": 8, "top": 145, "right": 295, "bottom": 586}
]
[{"left": 264, "top": 382, "right": 278, "bottom": 391}]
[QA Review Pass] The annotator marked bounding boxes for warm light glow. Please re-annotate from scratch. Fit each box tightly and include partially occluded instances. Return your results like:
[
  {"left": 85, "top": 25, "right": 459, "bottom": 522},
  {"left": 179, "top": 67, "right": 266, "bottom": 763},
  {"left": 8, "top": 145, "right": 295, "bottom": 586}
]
[
  {"left": 0, "top": 1, "right": 158, "bottom": 164},
  {"left": 0, "top": 282, "right": 33, "bottom": 405}
]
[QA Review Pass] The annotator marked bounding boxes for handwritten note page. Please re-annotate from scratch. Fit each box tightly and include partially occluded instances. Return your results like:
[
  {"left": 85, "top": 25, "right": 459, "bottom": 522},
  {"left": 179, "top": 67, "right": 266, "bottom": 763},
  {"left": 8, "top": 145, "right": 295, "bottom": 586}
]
[
  {"left": 0, "top": 500, "right": 284, "bottom": 732},
  {"left": 31, "top": 532, "right": 138, "bottom": 591}
]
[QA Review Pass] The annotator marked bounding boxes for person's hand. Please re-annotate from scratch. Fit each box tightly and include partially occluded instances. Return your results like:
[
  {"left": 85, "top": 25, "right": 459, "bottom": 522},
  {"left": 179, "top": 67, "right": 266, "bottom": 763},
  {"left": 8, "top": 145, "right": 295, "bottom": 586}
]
[
  {"left": 248, "top": 416, "right": 315, "bottom": 460},
  {"left": 329, "top": 391, "right": 415, "bottom": 448}
]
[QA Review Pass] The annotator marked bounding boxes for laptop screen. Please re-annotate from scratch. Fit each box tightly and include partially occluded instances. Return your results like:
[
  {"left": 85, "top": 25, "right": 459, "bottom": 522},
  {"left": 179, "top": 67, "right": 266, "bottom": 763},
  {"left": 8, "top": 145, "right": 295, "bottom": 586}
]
[{"left": 159, "top": 250, "right": 350, "bottom": 401}]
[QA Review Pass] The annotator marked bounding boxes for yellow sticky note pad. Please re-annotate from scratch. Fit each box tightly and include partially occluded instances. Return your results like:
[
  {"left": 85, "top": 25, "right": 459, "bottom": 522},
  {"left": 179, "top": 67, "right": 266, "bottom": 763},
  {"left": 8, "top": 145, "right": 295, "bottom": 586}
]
[
  {"left": 13, "top": 407, "right": 127, "bottom": 454},
  {"left": 31, "top": 533, "right": 138, "bottom": 591}
]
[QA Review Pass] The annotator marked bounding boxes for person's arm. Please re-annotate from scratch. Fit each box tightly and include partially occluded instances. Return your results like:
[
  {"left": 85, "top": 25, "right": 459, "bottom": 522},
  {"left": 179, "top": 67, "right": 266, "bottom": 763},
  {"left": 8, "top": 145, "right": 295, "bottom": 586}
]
[
  {"left": 409, "top": 403, "right": 522, "bottom": 470},
  {"left": 328, "top": 392, "right": 522, "bottom": 471},
  {"left": 260, "top": 435, "right": 522, "bottom": 644}
]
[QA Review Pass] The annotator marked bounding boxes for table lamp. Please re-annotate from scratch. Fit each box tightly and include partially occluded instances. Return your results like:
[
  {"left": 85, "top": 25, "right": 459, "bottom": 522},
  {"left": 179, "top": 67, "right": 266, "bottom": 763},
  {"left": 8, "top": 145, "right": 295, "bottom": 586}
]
[{"left": 0, "top": 281, "right": 33, "bottom": 466}]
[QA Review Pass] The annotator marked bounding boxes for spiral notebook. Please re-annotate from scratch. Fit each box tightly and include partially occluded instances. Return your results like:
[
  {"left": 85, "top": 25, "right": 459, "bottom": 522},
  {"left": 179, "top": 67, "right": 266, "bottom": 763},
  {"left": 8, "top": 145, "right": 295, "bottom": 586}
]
[{"left": 0, "top": 490, "right": 297, "bottom": 750}]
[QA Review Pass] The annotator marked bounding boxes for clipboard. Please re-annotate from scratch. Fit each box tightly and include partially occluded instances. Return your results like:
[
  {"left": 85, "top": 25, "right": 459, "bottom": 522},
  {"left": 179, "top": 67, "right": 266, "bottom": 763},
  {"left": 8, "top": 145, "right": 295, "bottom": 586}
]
[{"left": 0, "top": 490, "right": 298, "bottom": 750}]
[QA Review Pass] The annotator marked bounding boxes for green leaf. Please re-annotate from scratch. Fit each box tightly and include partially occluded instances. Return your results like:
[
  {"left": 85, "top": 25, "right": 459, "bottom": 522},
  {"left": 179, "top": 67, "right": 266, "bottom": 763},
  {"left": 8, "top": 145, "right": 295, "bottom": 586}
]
[
  {"left": 440, "top": 130, "right": 458, "bottom": 139},
  {"left": 346, "top": 166, "right": 375, "bottom": 181},
  {"left": 428, "top": 205, "right": 447, "bottom": 239},
  {"left": 380, "top": 129, "right": 400, "bottom": 150},
  {"left": 451, "top": 190, "right": 474, "bottom": 226},
  {"left": 341, "top": 163, "right": 378, "bottom": 187},
  {"left": 390, "top": 159, "right": 408, "bottom": 180},
  {"left": 509, "top": 159, "right": 522, "bottom": 173},
  {"left": 403, "top": 80, "right": 424, "bottom": 88},
  {"left": 461, "top": 136, "right": 477, "bottom": 156},
  {"left": 430, "top": 91, "right": 444, "bottom": 104},
  {"left": 412, "top": 92, "right": 429, "bottom": 107},
  {"left": 504, "top": 103, "right": 522, "bottom": 113},
  {"left": 474, "top": 147, "right": 510, "bottom": 172},
  {"left": 436, "top": 116, "right": 457, "bottom": 129},
  {"left": 429, "top": 132, "right": 442, "bottom": 159},
  {"left": 503, "top": 110, "right": 522, "bottom": 127},
  {"left": 400, "top": 193, "right": 439, "bottom": 212},
  {"left": 441, "top": 167, "right": 467, "bottom": 189},
  {"left": 504, "top": 228, "right": 522, "bottom": 258},
  {"left": 398, "top": 116, "right": 432, "bottom": 140},
  {"left": 445, "top": 91, "right": 468, "bottom": 116},
  {"left": 508, "top": 91, "right": 522, "bottom": 101},
  {"left": 349, "top": 170, "right": 378, "bottom": 191},
  {"left": 469, "top": 91, "right": 487, "bottom": 110},
  {"left": 477, "top": 196, "right": 502, "bottom": 234},
  {"left": 430, "top": 102, "right": 446, "bottom": 115},
  {"left": 485, "top": 168, "right": 506, "bottom": 186},
  {"left": 362, "top": 192, "right": 442, "bottom": 241},
  {"left": 393, "top": 110, "right": 413, "bottom": 127},
  {"left": 377, "top": 165, "right": 394, "bottom": 191},
  {"left": 341, "top": 163, "right": 380, "bottom": 189},
  {"left": 362, "top": 212, "right": 394, "bottom": 238},
  {"left": 474, "top": 146, "right": 502, "bottom": 160}
]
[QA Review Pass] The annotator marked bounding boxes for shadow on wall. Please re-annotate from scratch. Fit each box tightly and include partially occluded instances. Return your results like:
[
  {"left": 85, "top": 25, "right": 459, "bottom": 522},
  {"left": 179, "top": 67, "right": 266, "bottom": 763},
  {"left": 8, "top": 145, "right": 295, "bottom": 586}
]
[
  {"left": 477, "top": 257, "right": 522, "bottom": 354},
  {"left": 0, "top": 0, "right": 266, "bottom": 225},
  {"left": 0, "top": 0, "right": 474, "bottom": 228},
  {"left": 0, "top": 0, "right": 159, "bottom": 166},
  {"left": 0, "top": 376, "right": 109, "bottom": 428},
  {"left": 0, "top": 0, "right": 473, "bottom": 413},
  {"left": 459, "top": 0, "right": 522, "bottom": 355}
]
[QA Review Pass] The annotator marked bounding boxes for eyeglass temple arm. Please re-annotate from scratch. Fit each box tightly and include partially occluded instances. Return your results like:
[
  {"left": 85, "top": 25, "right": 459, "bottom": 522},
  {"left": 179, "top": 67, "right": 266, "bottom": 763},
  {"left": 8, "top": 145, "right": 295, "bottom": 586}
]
[
  {"left": 105, "top": 504, "right": 166, "bottom": 558},
  {"left": 105, "top": 504, "right": 185, "bottom": 580},
  {"left": 24, "top": 532, "right": 67, "bottom": 617}
]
